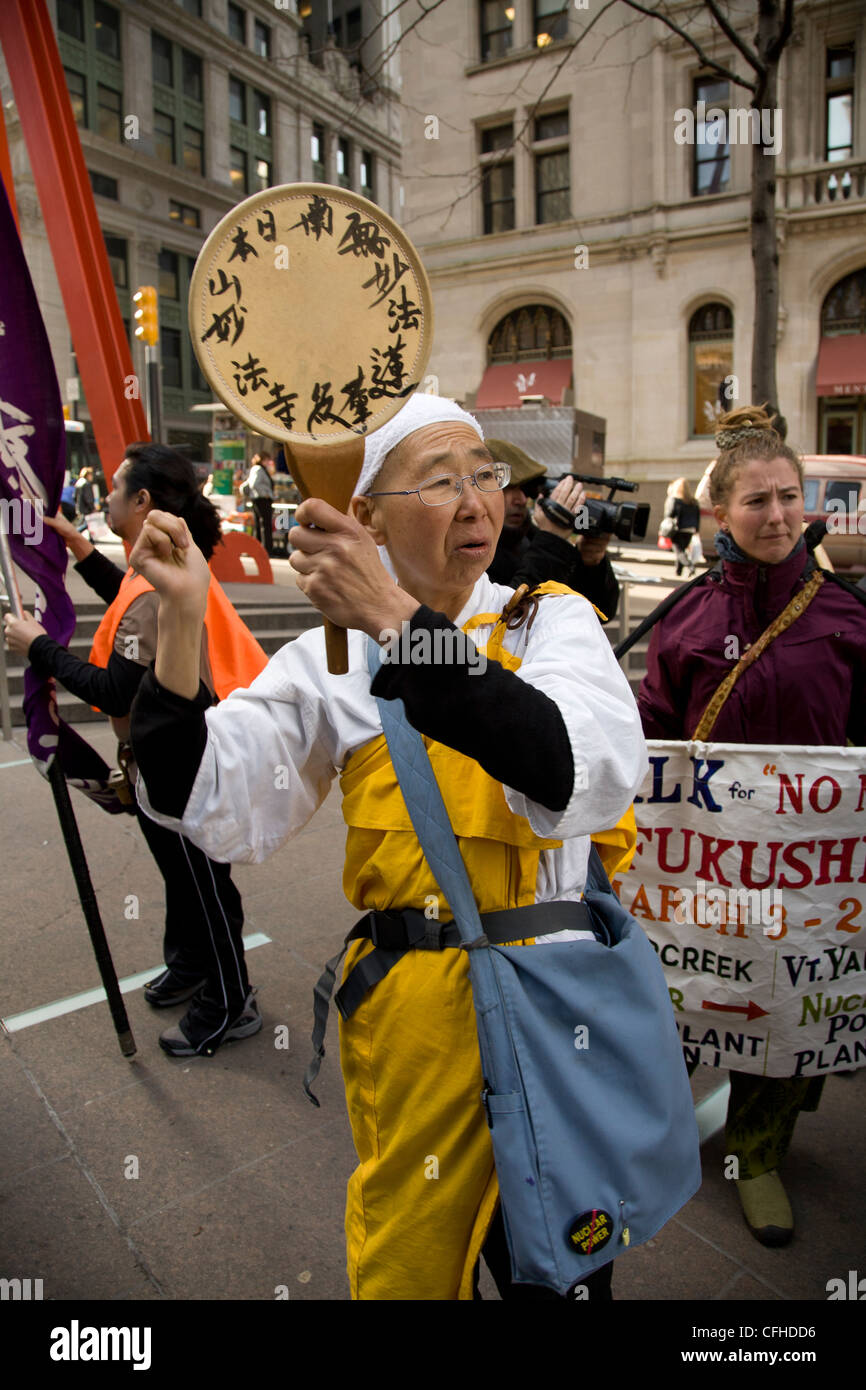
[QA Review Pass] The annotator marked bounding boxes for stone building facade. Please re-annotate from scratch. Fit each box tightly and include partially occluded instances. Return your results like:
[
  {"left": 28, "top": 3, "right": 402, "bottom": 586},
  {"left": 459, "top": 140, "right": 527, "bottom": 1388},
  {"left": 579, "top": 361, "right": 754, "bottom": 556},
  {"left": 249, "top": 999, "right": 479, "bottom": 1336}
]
[
  {"left": 1, "top": 0, "right": 402, "bottom": 460},
  {"left": 396, "top": 0, "right": 866, "bottom": 515}
]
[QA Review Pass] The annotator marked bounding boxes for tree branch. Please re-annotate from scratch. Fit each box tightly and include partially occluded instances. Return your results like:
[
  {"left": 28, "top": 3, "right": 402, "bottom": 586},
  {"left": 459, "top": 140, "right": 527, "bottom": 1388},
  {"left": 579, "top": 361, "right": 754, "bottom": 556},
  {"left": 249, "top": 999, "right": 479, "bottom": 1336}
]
[
  {"left": 766, "top": 0, "right": 795, "bottom": 65},
  {"left": 618, "top": 0, "right": 756, "bottom": 93},
  {"left": 703, "top": 0, "right": 763, "bottom": 75}
]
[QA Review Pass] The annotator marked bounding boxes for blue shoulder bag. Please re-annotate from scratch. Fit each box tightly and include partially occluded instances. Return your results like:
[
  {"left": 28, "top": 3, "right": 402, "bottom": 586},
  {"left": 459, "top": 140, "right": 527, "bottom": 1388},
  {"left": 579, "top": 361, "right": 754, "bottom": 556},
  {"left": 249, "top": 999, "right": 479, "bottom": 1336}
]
[{"left": 366, "top": 639, "right": 702, "bottom": 1294}]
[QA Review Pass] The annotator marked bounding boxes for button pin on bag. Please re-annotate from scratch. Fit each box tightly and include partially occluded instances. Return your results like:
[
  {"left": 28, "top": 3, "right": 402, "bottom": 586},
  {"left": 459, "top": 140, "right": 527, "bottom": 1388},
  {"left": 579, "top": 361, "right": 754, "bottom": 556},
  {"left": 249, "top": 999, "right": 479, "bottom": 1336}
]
[{"left": 568, "top": 1208, "right": 614, "bottom": 1255}]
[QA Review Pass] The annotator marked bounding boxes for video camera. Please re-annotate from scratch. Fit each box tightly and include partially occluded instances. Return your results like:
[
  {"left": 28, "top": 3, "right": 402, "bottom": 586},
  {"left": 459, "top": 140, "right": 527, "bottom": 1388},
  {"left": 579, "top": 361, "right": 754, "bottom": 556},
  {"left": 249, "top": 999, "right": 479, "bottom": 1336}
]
[{"left": 539, "top": 473, "right": 650, "bottom": 543}]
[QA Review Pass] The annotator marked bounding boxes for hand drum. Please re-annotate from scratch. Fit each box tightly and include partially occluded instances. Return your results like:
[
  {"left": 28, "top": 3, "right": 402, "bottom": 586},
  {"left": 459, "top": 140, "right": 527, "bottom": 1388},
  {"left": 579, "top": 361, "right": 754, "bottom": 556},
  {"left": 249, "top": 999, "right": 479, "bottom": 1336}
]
[{"left": 189, "top": 184, "right": 434, "bottom": 672}]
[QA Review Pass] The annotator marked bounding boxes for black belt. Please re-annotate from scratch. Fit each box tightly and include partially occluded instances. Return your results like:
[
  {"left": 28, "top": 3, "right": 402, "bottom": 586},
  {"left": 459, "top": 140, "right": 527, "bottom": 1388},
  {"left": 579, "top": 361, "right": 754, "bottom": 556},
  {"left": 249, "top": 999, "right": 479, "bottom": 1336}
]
[{"left": 303, "top": 899, "right": 595, "bottom": 1106}]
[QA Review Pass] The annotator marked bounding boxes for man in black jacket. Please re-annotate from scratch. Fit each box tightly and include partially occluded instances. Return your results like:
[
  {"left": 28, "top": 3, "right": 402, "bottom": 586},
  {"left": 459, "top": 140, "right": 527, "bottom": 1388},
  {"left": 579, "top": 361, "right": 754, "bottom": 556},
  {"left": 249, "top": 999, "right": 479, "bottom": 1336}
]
[{"left": 485, "top": 439, "right": 620, "bottom": 621}]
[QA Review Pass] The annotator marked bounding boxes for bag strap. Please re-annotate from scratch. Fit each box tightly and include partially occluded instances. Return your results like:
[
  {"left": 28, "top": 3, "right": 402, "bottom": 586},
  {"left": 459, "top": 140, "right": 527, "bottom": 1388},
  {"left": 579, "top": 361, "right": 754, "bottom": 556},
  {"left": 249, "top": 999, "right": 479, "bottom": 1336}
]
[
  {"left": 691, "top": 569, "right": 825, "bottom": 741},
  {"left": 366, "top": 636, "right": 487, "bottom": 947}
]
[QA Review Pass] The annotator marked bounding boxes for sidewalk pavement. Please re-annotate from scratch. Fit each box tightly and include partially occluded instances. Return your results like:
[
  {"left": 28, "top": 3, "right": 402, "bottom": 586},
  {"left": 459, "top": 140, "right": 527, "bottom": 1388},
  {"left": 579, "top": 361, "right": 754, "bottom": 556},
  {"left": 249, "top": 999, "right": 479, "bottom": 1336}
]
[{"left": 1, "top": 722, "right": 863, "bottom": 1306}]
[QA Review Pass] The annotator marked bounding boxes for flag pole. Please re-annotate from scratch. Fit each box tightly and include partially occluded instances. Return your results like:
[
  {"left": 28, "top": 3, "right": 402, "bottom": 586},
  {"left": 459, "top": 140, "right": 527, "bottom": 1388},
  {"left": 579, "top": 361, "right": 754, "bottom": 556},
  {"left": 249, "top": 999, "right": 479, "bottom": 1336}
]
[{"left": 0, "top": 522, "right": 136, "bottom": 1057}]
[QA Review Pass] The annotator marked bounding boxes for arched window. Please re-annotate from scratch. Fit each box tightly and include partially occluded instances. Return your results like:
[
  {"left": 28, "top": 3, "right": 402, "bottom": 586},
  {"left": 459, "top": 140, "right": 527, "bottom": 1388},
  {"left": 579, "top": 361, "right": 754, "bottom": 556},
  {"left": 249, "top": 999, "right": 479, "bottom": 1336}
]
[
  {"left": 822, "top": 268, "right": 866, "bottom": 335},
  {"left": 689, "top": 302, "right": 734, "bottom": 437},
  {"left": 487, "top": 304, "right": 572, "bottom": 363}
]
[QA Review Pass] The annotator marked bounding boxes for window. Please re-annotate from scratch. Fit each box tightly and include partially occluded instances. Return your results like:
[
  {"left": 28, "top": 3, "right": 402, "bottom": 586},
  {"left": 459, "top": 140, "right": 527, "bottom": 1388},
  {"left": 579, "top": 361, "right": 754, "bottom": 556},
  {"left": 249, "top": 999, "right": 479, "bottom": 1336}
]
[
  {"left": 689, "top": 303, "right": 734, "bottom": 437},
  {"left": 154, "top": 110, "right": 175, "bottom": 162},
  {"left": 487, "top": 305, "right": 571, "bottom": 363},
  {"left": 337, "top": 136, "right": 351, "bottom": 188},
  {"left": 103, "top": 234, "right": 127, "bottom": 289},
  {"left": 533, "top": 110, "right": 569, "bottom": 223},
  {"left": 481, "top": 124, "right": 515, "bottom": 234},
  {"left": 179, "top": 0, "right": 202, "bottom": 15},
  {"left": 255, "top": 157, "right": 271, "bottom": 191},
  {"left": 312, "top": 122, "right": 325, "bottom": 180},
  {"left": 57, "top": 0, "right": 84, "bottom": 41},
  {"left": 534, "top": 0, "right": 568, "bottom": 48},
  {"left": 190, "top": 349, "right": 209, "bottom": 394},
  {"left": 89, "top": 169, "right": 118, "bottom": 199},
  {"left": 360, "top": 149, "right": 374, "bottom": 198},
  {"left": 229, "top": 78, "right": 245, "bottom": 124},
  {"left": 161, "top": 328, "right": 182, "bottom": 390},
  {"left": 254, "top": 91, "right": 271, "bottom": 138},
  {"left": 254, "top": 20, "right": 271, "bottom": 59},
  {"left": 152, "top": 35, "right": 205, "bottom": 173},
  {"left": 822, "top": 268, "right": 866, "bottom": 335},
  {"left": 802, "top": 478, "right": 821, "bottom": 511},
  {"left": 182, "top": 49, "right": 203, "bottom": 104},
  {"left": 159, "top": 250, "right": 180, "bottom": 301},
  {"left": 480, "top": 1, "right": 514, "bottom": 63},
  {"left": 65, "top": 68, "right": 87, "bottom": 126},
  {"left": 332, "top": 7, "right": 362, "bottom": 55},
  {"left": 96, "top": 84, "right": 122, "bottom": 141},
  {"left": 535, "top": 111, "right": 568, "bottom": 141},
  {"left": 230, "top": 146, "right": 247, "bottom": 193},
  {"left": 94, "top": 2, "right": 120, "bottom": 59},
  {"left": 152, "top": 32, "right": 173, "bottom": 87},
  {"left": 693, "top": 76, "right": 730, "bottom": 196},
  {"left": 825, "top": 45, "right": 855, "bottom": 163},
  {"left": 228, "top": 3, "right": 245, "bottom": 44},
  {"left": 182, "top": 124, "right": 204, "bottom": 175},
  {"left": 169, "top": 199, "right": 201, "bottom": 227}
]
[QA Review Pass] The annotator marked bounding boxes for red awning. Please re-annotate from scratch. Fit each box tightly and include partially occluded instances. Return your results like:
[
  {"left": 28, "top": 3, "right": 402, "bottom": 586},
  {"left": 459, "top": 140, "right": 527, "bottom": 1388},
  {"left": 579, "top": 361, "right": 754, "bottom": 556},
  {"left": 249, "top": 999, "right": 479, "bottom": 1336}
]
[
  {"left": 475, "top": 359, "right": 573, "bottom": 409},
  {"left": 816, "top": 335, "right": 866, "bottom": 397}
]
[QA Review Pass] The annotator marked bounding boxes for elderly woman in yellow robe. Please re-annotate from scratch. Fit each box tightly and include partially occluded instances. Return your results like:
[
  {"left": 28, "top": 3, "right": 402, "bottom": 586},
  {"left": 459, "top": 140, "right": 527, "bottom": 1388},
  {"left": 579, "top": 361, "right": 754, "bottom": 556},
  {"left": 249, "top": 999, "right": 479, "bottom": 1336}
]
[{"left": 128, "top": 394, "right": 647, "bottom": 1300}]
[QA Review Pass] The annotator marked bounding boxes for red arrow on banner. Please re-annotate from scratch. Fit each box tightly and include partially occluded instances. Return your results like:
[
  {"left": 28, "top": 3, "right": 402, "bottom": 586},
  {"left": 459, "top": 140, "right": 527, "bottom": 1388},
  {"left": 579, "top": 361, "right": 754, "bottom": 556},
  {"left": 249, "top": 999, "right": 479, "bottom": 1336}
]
[{"left": 701, "top": 1000, "right": 769, "bottom": 1022}]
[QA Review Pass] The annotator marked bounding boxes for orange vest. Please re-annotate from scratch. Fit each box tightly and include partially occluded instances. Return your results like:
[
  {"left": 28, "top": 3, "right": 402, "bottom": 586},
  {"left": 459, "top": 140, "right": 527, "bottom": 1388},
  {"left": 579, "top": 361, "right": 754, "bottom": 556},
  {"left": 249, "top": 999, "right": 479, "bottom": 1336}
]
[{"left": 89, "top": 568, "right": 268, "bottom": 701}]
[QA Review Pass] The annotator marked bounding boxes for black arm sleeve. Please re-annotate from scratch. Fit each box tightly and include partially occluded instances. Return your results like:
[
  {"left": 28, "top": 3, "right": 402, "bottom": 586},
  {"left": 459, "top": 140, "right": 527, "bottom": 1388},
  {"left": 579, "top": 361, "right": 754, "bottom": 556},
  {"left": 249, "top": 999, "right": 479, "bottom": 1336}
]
[
  {"left": 130, "top": 668, "right": 212, "bottom": 818},
  {"left": 73, "top": 549, "right": 126, "bottom": 604},
  {"left": 28, "top": 636, "right": 145, "bottom": 716},
  {"left": 371, "top": 606, "right": 574, "bottom": 812},
  {"left": 568, "top": 552, "right": 620, "bottom": 622},
  {"left": 507, "top": 529, "right": 575, "bottom": 590}
]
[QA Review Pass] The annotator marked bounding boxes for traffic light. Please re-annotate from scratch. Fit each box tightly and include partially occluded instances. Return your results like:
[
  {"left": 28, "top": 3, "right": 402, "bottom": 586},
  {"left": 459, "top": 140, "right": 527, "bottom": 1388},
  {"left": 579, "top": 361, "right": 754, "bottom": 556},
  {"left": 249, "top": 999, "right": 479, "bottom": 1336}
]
[{"left": 133, "top": 286, "right": 159, "bottom": 346}]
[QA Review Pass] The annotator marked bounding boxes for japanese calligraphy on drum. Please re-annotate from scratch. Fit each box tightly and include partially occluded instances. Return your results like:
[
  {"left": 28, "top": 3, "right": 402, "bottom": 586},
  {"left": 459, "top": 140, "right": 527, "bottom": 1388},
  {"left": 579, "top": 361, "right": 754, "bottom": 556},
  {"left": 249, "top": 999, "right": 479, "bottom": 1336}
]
[{"left": 189, "top": 184, "right": 433, "bottom": 446}]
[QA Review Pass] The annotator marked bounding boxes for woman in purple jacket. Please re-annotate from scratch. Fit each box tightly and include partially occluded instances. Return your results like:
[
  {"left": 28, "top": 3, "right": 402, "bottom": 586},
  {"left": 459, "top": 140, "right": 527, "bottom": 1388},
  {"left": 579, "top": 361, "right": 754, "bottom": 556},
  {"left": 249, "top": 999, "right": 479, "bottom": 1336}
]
[{"left": 638, "top": 405, "right": 866, "bottom": 1248}]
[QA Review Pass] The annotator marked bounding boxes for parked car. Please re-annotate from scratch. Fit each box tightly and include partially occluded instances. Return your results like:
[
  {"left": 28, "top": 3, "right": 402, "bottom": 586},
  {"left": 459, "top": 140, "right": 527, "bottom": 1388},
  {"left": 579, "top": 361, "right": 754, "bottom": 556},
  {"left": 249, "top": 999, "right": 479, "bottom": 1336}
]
[{"left": 699, "top": 454, "right": 866, "bottom": 574}]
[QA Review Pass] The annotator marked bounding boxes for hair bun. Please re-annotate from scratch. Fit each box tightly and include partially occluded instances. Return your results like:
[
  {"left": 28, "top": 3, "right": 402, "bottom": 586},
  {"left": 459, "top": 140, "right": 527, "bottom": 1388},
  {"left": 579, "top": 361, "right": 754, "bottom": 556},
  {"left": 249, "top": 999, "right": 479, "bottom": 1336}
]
[{"left": 715, "top": 423, "right": 769, "bottom": 450}]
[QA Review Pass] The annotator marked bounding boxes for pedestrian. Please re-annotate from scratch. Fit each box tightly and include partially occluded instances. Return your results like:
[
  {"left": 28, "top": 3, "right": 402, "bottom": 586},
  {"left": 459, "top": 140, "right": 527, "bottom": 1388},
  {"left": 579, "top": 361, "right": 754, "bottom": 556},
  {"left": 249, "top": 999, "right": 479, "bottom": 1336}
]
[
  {"left": 74, "top": 466, "right": 95, "bottom": 520},
  {"left": 60, "top": 476, "right": 77, "bottom": 522},
  {"left": 242, "top": 453, "right": 275, "bottom": 555},
  {"left": 637, "top": 404, "right": 866, "bottom": 1246},
  {"left": 128, "top": 393, "right": 647, "bottom": 1299},
  {"left": 663, "top": 477, "right": 700, "bottom": 577},
  {"left": 485, "top": 439, "right": 620, "bottom": 620},
  {"left": 3, "top": 443, "right": 268, "bottom": 1057}
]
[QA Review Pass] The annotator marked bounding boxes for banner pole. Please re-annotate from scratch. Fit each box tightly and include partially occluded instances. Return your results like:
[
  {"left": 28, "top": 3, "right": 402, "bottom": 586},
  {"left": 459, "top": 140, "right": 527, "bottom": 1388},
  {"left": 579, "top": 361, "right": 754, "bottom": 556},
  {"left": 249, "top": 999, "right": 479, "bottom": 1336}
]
[{"left": 0, "top": 520, "right": 136, "bottom": 1057}]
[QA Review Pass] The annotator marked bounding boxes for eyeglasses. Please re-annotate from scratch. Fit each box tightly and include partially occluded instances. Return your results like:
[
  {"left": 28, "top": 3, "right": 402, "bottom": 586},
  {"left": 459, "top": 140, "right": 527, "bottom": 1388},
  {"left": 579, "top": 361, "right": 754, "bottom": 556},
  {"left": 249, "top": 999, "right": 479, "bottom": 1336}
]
[{"left": 368, "top": 461, "right": 511, "bottom": 507}]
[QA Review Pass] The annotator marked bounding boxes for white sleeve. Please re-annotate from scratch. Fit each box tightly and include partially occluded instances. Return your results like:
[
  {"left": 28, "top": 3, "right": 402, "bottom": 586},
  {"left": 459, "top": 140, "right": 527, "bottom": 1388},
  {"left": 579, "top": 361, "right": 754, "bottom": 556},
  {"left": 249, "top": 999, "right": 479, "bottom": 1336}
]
[
  {"left": 503, "top": 594, "right": 647, "bottom": 839},
  {"left": 135, "top": 632, "right": 360, "bottom": 864}
]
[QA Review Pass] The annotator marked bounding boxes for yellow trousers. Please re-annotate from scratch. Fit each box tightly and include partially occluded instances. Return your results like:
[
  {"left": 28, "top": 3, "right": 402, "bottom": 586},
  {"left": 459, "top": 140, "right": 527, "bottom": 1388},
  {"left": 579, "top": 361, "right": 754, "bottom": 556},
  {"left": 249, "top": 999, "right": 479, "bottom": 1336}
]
[{"left": 339, "top": 940, "right": 499, "bottom": 1300}]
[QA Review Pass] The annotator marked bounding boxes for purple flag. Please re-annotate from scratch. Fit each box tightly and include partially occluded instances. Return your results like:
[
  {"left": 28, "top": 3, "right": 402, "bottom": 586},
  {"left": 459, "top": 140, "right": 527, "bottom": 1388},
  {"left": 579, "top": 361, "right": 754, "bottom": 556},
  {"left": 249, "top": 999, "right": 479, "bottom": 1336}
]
[{"left": 0, "top": 176, "right": 126, "bottom": 812}]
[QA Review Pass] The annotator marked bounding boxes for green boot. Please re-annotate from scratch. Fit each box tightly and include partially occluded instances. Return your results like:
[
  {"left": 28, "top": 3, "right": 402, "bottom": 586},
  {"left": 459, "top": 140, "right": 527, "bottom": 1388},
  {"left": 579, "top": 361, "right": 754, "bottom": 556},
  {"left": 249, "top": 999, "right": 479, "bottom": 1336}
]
[{"left": 735, "top": 1169, "right": 793, "bottom": 1247}]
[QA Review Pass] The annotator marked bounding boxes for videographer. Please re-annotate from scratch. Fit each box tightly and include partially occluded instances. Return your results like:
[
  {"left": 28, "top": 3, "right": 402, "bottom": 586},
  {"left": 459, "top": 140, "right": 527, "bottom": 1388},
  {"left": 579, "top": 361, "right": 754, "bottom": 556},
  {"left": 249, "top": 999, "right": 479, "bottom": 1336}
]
[{"left": 486, "top": 439, "right": 620, "bottom": 621}]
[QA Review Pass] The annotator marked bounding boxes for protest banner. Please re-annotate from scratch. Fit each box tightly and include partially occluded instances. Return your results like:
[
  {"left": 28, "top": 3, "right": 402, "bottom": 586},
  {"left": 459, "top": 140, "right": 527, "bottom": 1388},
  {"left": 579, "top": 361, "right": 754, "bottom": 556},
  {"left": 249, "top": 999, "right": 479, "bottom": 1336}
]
[{"left": 620, "top": 741, "right": 866, "bottom": 1078}]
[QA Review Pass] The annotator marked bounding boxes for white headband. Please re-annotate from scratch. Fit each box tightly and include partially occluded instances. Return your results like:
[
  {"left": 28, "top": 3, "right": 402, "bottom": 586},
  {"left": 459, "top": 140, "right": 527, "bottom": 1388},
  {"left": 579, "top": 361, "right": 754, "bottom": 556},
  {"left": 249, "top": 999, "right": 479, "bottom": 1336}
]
[{"left": 355, "top": 392, "right": 484, "bottom": 496}]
